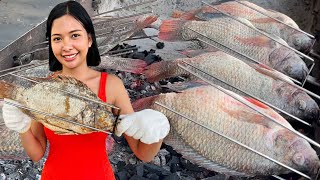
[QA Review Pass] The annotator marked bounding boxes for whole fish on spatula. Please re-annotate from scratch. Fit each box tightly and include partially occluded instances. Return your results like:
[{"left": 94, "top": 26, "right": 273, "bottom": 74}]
[{"left": 0, "top": 75, "right": 117, "bottom": 135}]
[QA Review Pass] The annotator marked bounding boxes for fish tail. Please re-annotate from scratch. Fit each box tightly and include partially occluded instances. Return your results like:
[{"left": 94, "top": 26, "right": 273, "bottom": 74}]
[
  {"left": 159, "top": 19, "right": 188, "bottom": 41},
  {"left": 0, "top": 81, "right": 14, "bottom": 99},
  {"left": 143, "top": 61, "right": 172, "bottom": 82},
  {"left": 132, "top": 95, "right": 159, "bottom": 111}
]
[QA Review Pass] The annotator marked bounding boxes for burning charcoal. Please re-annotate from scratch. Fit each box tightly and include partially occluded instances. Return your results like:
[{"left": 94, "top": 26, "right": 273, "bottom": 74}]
[
  {"left": 129, "top": 175, "right": 149, "bottom": 180},
  {"left": 156, "top": 42, "right": 165, "bottom": 49},
  {"left": 144, "top": 163, "right": 171, "bottom": 177},
  {"left": 144, "top": 54, "right": 162, "bottom": 65},
  {"left": 136, "top": 164, "right": 144, "bottom": 177},
  {"left": 117, "top": 161, "right": 126, "bottom": 172},
  {"left": 6, "top": 172, "right": 22, "bottom": 180},
  {"left": 128, "top": 52, "right": 146, "bottom": 60},
  {"left": 163, "top": 173, "right": 180, "bottom": 180},
  {"left": 146, "top": 173, "right": 160, "bottom": 179},
  {"left": 116, "top": 171, "right": 129, "bottom": 180},
  {"left": 180, "top": 158, "right": 204, "bottom": 172}
]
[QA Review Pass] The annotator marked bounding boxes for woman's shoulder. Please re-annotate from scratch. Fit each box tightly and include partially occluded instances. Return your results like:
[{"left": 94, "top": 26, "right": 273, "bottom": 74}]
[{"left": 106, "top": 73, "right": 124, "bottom": 86}]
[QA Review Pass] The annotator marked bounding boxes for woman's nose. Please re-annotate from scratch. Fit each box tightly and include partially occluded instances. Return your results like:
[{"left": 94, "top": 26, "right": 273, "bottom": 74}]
[{"left": 62, "top": 39, "right": 73, "bottom": 51}]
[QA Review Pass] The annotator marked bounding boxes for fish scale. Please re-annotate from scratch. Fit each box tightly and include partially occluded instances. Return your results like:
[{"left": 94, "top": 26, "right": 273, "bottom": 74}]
[
  {"left": 132, "top": 86, "right": 320, "bottom": 177},
  {"left": 144, "top": 51, "right": 319, "bottom": 123}
]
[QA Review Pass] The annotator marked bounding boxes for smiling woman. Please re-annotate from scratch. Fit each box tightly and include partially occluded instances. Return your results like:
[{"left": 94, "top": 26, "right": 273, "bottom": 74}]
[{"left": 0, "top": 1, "right": 170, "bottom": 180}]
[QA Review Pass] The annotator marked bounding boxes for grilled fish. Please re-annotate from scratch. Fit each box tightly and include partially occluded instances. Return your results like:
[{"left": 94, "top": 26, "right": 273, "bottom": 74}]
[
  {"left": 132, "top": 85, "right": 320, "bottom": 177},
  {"left": 176, "top": 1, "right": 314, "bottom": 53},
  {"left": 144, "top": 51, "right": 319, "bottom": 123},
  {"left": 0, "top": 75, "right": 116, "bottom": 135},
  {"left": 158, "top": 17, "right": 308, "bottom": 81}
]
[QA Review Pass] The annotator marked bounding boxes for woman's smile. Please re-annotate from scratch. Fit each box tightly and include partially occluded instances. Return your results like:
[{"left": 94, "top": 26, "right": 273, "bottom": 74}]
[{"left": 62, "top": 53, "right": 78, "bottom": 61}]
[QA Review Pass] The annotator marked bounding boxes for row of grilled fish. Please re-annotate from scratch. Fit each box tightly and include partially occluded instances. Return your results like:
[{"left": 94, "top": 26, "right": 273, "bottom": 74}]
[{"left": 158, "top": 1, "right": 312, "bottom": 82}]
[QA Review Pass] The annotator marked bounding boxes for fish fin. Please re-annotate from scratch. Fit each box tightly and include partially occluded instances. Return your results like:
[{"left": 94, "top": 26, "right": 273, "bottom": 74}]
[
  {"left": 159, "top": 19, "right": 188, "bottom": 41},
  {"left": 234, "top": 35, "right": 272, "bottom": 47},
  {"left": 0, "top": 80, "right": 14, "bottom": 99},
  {"left": 99, "top": 56, "right": 147, "bottom": 74},
  {"left": 172, "top": 9, "right": 185, "bottom": 18},
  {"left": 131, "top": 95, "right": 159, "bottom": 111},
  {"left": 178, "top": 48, "right": 218, "bottom": 57},
  {"left": 143, "top": 61, "right": 175, "bottom": 82},
  {"left": 251, "top": 64, "right": 294, "bottom": 84},
  {"left": 250, "top": 17, "right": 278, "bottom": 24}
]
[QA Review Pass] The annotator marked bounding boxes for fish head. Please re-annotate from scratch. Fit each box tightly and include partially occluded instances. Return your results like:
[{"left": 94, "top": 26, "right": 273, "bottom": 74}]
[
  {"left": 276, "top": 83, "right": 319, "bottom": 123},
  {"left": 290, "top": 138, "right": 320, "bottom": 178},
  {"left": 269, "top": 48, "right": 308, "bottom": 81},
  {"left": 287, "top": 32, "right": 315, "bottom": 53},
  {"left": 273, "top": 130, "right": 320, "bottom": 177}
]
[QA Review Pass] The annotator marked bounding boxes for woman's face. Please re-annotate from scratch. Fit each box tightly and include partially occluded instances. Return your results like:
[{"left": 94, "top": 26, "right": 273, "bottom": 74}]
[{"left": 51, "top": 14, "right": 92, "bottom": 70}]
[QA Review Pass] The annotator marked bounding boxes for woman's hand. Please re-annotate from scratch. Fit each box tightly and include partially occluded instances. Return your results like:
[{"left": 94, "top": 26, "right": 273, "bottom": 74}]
[
  {"left": 115, "top": 109, "right": 170, "bottom": 144},
  {"left": 2, "top": 98, "right": 32, "bottom": 133}
]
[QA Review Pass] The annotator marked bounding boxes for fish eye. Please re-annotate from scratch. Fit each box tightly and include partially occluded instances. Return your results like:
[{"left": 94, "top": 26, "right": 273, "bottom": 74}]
[
  {"left": 293, "top": 153, "right": 305, "bottom": 165},
  {"left": 297, "top": 100, "right": 307, "bottom": 110}
]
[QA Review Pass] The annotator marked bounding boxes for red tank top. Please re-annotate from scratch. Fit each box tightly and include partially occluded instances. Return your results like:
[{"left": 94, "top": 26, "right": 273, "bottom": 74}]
[{"left": 41, "top": 72, "right": 115, "bottom": 180}]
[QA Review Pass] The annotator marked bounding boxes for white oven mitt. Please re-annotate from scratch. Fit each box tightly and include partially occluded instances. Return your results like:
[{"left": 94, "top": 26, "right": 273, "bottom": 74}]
[
  {"left": 115, "top": 109, "right": 170, "bottom": 144},
  {"left": 2, "top": 98, "right": 31, "bottom": 133}
]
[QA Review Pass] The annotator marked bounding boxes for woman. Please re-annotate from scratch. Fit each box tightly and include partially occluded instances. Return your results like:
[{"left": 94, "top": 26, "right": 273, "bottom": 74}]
[{"left": 2, "top": 1, "right": 170, "bottom": 179}]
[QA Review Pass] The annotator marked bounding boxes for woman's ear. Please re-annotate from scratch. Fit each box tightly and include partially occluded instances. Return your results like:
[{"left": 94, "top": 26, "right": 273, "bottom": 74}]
[{"left": 88, "top": 34, "right": 92, "bottom": 47}]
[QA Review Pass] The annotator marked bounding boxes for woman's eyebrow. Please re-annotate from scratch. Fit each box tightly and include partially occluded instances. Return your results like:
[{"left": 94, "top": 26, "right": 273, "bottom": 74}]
[{"left": 51, "top": 29, "right": 82, "bottom": 36}]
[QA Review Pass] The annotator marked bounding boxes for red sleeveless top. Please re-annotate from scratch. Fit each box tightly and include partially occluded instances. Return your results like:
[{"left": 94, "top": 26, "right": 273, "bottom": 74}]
[{"left": 41, "top": 72, "right": 115, "bottom": 180}]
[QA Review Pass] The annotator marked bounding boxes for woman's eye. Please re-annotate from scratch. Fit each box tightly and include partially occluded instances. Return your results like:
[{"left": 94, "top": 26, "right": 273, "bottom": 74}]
[
  {"left": 52, "top": 37, "right": 61, "bottom": 42},
  {"left": 72, "top": 34, "right": 80, "bottom": 38}
]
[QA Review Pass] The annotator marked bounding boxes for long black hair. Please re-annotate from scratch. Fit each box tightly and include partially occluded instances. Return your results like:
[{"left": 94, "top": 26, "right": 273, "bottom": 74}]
[{"left": 46, "top": 1, "right": 100, "bottom": 71}]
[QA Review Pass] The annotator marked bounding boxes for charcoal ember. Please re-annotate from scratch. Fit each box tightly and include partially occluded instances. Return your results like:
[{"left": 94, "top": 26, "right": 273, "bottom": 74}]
[
  {"left": 156, "top": 42, "right": 165, "bottom": 49},
  {"left": 180, "top": 158, "right": 204, "bottom": 172},
  {"left": 146, "top": 173, "right": 160, "bottom": 179},
  {"left": 144, "top": 163, "right": 171, "bottom": 177},
  {"left": 129, "top": 174, "right": 149, "bottom": 180},
  {"left": 163, "top": 173, "right": 180, "bottom": 180},
  {"left": 136, "top": 164, "right": 144, "bottom": 177},
  {"left": 117, "top": 161, "right": 127, "bottom": 172},
  {"left": 116, "top": 170, "right": 129, "bottom": 180}
]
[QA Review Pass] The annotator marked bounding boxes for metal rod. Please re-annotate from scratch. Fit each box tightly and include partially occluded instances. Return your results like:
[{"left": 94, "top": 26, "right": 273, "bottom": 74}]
[
  {"left": 0, "top": 61, "right": 48, "bottom": 78},
  {"left": 302, "top": 63, "right": 315, "bottom": 87},
  {"left": 109, "top": 50, "right": 134, "bottom": 57},
  {"left": 3, "top": 99, "right": 112, "bottom": 135},
  {"left": 100, "top": 46, "right": 140, "bottom": 56},
  {"left": 32, "top": 41, "right": 49, "bottom": 48},
  {"left": 94, "top": 0, "right": 157, "bottom": 17},
  {"left": 234, "top": 0, "right": 315, "bottom": 38},
  {"left": 202, "top": 1, "right": 314, "bottom": 63},
  {"left": 19, "top": 47, "right": 49, "bottom": 57},
  {"left": 188, "top": 28, "right": 300, "bottom": 84},
  {"left": 7, "top": 73, "right": 120, "bottom": 110},
  {"left": 180, "top": 60, "right": 312, "bottom": 127},
  {"left": 127, "top": 35, "right": 158, "bottom": 40},
  {"left": 94, "top": 11, "right": 152, "bottom": 25},
  {"left": 178, "top": 63, "right": 320, "bottom": 149},
  {"left": 155, "top": 102, "right": 310, "bottom": 179},
  {"left": 272, "top": 175, "right": 287, "bottom": 180}
]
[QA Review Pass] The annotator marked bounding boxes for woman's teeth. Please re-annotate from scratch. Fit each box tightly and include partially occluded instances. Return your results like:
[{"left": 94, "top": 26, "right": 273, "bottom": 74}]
[{"left": 64, "top": 54, "right": 77, "bottom": 58}]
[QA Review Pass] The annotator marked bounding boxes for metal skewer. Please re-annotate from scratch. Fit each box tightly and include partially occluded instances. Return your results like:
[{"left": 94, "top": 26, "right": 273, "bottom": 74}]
[
  {"left": 7, "top": 73, "right": 120, "bottom": 110},
  {"left": 0, "top": 61, "right": 48, "bottom": 78},
  {"left": 181, "top": 60, "right": 312, "bottom": 127},
  {"left": 3, "top": 99, "right": 113, "bottom": 135},
  {"left": 234, "top": 0, "right": 314, "bottom": 38},
  {"left": 94, "top": 0, "right": 157, "bottom": 17},
  {"left": 155, "top": 102, "right": 310, "bottom": 179},
  {"left": 178, "top": 63, "right": 320, "bottom": 149}
]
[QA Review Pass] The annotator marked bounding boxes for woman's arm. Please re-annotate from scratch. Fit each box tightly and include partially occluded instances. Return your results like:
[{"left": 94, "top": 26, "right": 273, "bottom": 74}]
[
  {"left": 108, "top": 75, "right": 163, "bottom": 162},
  {"left": 20, "top": 121, "right": 47, "bottom": 162}
]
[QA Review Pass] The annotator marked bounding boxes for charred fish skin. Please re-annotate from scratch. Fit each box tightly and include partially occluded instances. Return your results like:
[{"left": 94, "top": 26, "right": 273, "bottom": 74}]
[
  {"left": 0, "top": 75, "right": 116, "bottom": 135},
  {"left": 158, "top": 16, "right": 308, "bottom": 81},
  {"left": 132, "top": 86, "right": 320, "bottom": 177},
  {"left": 143, "top": 51, "right": 319, "bottom": 124}
]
